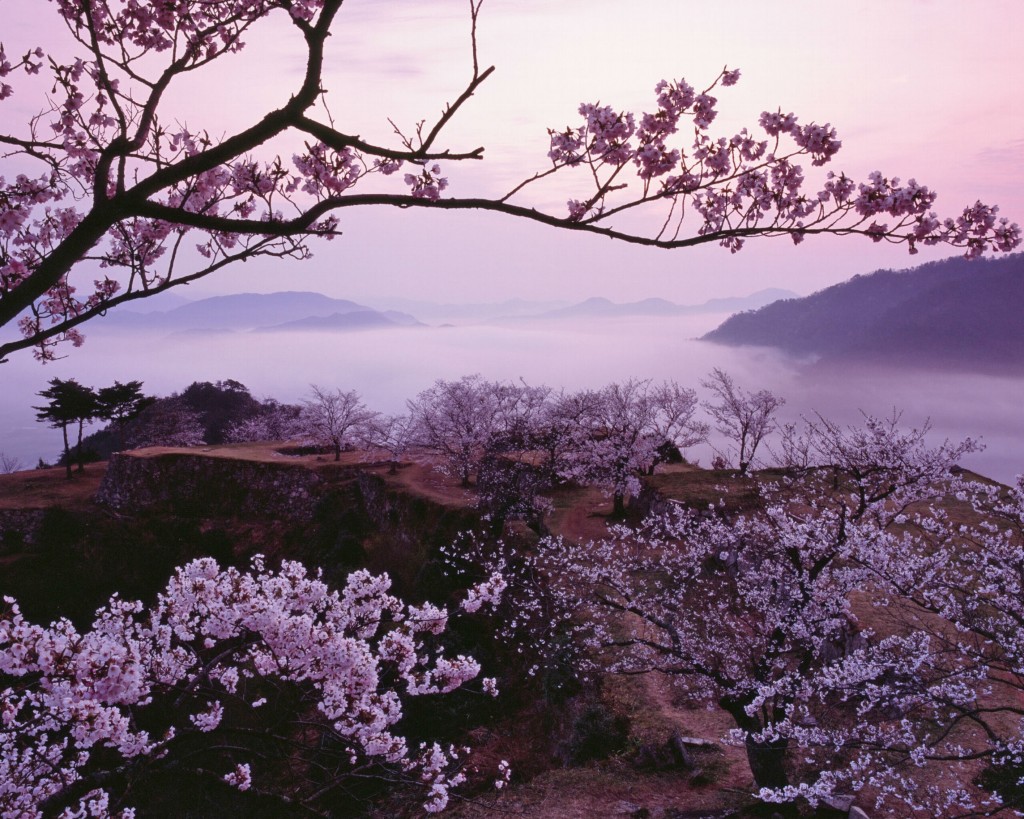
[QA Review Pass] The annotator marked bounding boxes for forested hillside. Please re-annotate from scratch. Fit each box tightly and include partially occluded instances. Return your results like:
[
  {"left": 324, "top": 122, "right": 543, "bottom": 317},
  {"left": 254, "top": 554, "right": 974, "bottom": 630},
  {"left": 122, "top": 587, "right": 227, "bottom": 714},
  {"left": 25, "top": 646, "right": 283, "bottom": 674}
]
[{"left": 703, "top": 253, "right": 1024, "bottom": 370}]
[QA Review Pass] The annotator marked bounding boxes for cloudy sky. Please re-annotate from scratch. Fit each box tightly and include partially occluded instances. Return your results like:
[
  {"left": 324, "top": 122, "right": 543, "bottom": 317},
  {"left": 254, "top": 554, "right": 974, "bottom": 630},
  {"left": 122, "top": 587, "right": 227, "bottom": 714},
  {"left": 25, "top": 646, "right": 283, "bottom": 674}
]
[{"left": 6, "top": 0, "right": 1023, "bottom": 307}]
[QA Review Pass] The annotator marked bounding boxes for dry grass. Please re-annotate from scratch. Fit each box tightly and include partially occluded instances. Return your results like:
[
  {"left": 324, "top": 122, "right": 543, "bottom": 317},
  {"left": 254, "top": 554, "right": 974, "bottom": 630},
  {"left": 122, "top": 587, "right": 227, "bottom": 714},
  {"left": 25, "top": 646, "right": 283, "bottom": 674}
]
[
  {"left": 546, "top": 483, "right": 620, "bottom": 542},
  {"left": 0, "top": 462, "right": 107, "bottom": 510},
  {"left": 445, "top": 761, "right": 751, "bottom": 819}
]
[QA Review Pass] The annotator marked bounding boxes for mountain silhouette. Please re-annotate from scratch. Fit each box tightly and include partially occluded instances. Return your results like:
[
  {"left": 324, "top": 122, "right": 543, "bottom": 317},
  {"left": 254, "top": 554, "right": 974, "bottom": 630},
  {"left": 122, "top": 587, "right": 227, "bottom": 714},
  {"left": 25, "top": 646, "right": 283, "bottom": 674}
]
[{"left": 703, "top": 254, "right": 1024, "bottom": 371}]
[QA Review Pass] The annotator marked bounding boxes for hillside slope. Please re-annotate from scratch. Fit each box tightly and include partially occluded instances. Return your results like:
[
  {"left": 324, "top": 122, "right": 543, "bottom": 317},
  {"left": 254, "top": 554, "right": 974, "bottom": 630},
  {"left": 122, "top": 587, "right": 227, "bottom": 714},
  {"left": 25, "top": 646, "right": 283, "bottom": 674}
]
[{"left": 702, "top": 253, "right": 1024, "bottom": 370}]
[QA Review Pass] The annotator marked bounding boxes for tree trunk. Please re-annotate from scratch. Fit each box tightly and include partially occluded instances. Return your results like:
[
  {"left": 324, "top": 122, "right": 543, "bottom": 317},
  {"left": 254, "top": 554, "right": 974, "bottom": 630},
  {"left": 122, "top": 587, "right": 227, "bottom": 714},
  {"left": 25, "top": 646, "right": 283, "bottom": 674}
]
[
  {"left": 743, "top": 734, "right": 790, "bottom": 791},
  {"left": 333, "top": 442, "right": 341, "bottom": 461},
  {"left": 720, "top": 697, "right": 790, "bottom": 791},
  {"left": 75, "top": 419, "right": 86, "bottom": 472},
  {"left": 612, "top": 491, "right": 625, "bottom": 517},
  {"left": 61, "top": 423, "right": 72, "bottom": 479}
]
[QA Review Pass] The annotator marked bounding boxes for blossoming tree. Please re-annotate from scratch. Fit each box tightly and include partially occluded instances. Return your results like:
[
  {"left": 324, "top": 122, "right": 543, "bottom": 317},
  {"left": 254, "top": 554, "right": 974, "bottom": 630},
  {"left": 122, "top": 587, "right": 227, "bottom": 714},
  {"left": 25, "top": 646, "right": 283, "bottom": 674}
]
[
  {"left": 560, "top": 379, "right": 708, "bottom": 515},
  {"left": 498, "top": 414, "right": 1024, "bottom": 814},
  {"left": 701, "top": 368, "right": 784, "bottom": 474},
  {"left": 408, "top": 375, "right": 522, "bottom": 487},
  {"left": 301, "top": 385, "right": 376, "bottom": 461},
  {"left": 1, "top": 0, "right": 1019, "bottom": 361},
  {"left": 0, "top": 556, "right": 507, "bottom": 816}
]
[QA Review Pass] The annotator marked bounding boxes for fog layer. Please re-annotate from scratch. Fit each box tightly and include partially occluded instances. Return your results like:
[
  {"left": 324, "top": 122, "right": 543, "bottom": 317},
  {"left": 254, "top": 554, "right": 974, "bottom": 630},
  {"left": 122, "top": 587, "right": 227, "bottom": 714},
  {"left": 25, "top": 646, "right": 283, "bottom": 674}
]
[{"left": 3, "top": 314, "right": 1020, "bottom": 483}]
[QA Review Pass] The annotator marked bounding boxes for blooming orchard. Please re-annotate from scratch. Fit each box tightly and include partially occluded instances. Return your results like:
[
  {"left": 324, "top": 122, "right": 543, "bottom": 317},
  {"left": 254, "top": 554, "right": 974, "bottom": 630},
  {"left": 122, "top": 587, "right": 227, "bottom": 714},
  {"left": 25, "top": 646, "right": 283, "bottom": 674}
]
[
  {"left": 11, "top": 368, "right": 1024, "bottom": 814},
  {"left": 478, "top": 413, "right": 1024, "bottom": 814},
  {"left": 0, "top": 1, "right": 1019, "bottom": 361}
]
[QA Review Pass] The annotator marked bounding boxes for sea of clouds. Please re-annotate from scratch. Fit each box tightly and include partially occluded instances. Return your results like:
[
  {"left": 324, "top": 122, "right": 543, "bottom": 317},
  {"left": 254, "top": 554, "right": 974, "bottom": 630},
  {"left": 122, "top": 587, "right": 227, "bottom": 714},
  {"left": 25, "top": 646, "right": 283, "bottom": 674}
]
[{"left": 3, "top": 313, "right": 1021, "bottom": 483}]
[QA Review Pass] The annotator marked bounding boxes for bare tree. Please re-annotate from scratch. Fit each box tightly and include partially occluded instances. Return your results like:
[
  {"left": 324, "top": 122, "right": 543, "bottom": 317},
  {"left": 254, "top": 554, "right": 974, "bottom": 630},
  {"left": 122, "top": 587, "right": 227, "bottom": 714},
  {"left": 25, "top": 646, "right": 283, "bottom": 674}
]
[
  {"left": 0, "top": 452, "right": 23, "bottom": 474},
  {"left": 701, "top": 368, "right": 784, "bottom": 474},
  {"left": 301, "top": 385, "right": 376, "bottom": 461}
]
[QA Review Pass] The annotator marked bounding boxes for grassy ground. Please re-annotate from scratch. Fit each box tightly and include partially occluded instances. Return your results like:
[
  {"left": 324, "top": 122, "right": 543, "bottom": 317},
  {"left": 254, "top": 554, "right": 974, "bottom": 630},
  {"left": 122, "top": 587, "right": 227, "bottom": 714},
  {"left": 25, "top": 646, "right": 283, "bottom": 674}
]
[{"left": 0, "top": 461, "right": 106, "bottom": 511}]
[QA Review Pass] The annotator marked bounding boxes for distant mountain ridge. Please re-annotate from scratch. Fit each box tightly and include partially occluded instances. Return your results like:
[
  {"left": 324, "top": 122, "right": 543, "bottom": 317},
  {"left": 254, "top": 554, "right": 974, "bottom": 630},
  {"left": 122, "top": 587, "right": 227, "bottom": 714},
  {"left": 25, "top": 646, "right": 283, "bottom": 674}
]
[
  {"left": 365, "top": 297, "right": 571, "bottom": 324},
  {"left": 525, "top": 288, "right": 797, "bottom": 321},
  {"left": 105, "top": 288, "right": 796, "bottom": 333},
  {"left": 108, "top": 291, "right": 420, "bottom": 333},
  {"left": 702, "top": 254, "right": 1024, "bottom": 371},
  {"left": 255, "top": 310, "right": 421, "bottom": 332}
]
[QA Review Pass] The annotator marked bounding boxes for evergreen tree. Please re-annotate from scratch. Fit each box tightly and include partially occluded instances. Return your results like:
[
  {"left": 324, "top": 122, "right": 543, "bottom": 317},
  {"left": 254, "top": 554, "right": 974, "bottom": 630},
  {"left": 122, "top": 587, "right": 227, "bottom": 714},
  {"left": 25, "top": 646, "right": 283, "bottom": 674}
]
[
  {"left": 34, "top": 378, "right": 97, "bottom": 477},
  {"left": 95, "top": 381, "right": 153, "bottom": 453}
]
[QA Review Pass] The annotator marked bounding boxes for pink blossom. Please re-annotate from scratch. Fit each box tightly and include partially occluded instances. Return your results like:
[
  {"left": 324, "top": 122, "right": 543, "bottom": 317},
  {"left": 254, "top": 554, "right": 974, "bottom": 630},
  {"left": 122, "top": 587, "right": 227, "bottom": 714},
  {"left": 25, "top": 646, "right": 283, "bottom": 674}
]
[
  {"left": 759, "top": 110, "right": 798, "bottom": 136},
  {"left": 223, "top": 763, "right": 252, "bottom": 791},
  {"left": 404, "top": 164, "right": 448, "bottom": 200}
]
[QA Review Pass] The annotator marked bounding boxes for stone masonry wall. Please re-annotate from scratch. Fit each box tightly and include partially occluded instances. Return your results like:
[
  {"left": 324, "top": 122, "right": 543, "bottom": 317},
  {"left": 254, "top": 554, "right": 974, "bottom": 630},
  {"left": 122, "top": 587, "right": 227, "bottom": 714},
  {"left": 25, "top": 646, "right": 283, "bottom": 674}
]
[
  {"left": 97, "top": 452, "right": 328, "bottom": 522},
  {"left": 0, "top": 509, "right": 47, "bottom": 553}
]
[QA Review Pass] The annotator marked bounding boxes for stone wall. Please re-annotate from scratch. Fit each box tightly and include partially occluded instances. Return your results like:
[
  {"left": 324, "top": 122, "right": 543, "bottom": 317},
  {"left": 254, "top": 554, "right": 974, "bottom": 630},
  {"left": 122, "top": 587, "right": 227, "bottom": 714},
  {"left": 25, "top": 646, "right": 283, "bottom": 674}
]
[
  {"left": 0, "top": 509, "right": 46, "bottom": 553},
  {"left": 355, "top": 471, "right": 483, "bottom": 592},
  {"left": 97, "top": 452, "right": 330, "bottom": 522}
]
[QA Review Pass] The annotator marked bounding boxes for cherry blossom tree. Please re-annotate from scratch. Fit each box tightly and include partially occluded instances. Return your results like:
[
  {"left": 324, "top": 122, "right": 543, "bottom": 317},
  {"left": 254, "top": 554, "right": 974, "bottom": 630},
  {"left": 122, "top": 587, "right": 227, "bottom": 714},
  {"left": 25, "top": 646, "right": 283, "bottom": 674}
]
[
  {"left": 224, "top": 398, "right": 304, "bottom": 443},
  {"left": 562, "top": 379, "right": 707, "bottom": 515},
  {"left": 0, "top": 1, "right": 1019, "bottom": 361},
  {"left": 701, "top": 368, "right": 784, "bottom": 474},
  {"left": 123, "top": 397, "right": 206, "bottom": 449},
  {"left": 301, "top": 385, "right": 376, "bottom": 461},
  {"left": 408, "top": 375, "right": 510, "bottom": 487},
  {"left": 509, "top": 414, "right": 1009, "bottom": 812},
  {"left": 531, "top": 388, "right": 602, "bottom": 484},
  {"left": 362, "top": 413, "right": 416, "bottom": 474},
  {"left": 495, "top": 382, "right": 552, "bottom": 446},
  {"left": 0, "top": 556, "right": 506, "bottom": 817},
  {"left": 846, "top": 470, "right": 1024, "bottom": 816}
]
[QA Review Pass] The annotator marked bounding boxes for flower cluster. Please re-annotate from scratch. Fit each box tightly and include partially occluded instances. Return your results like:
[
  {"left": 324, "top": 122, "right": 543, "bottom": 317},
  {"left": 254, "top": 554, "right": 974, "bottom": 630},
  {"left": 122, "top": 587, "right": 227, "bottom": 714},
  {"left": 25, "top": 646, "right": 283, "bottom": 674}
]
[
  {"left": 535, "top": 67, "right": 1018, "bottom": 265},
  {"left": 292, "top": 143, "right": 363, "bottom": 197},
  {"left": 404, "top": 164, "right": 449, "bottom": 201},
  {"left": 0, "top": 556, "right": 505, "bottom": 816}
]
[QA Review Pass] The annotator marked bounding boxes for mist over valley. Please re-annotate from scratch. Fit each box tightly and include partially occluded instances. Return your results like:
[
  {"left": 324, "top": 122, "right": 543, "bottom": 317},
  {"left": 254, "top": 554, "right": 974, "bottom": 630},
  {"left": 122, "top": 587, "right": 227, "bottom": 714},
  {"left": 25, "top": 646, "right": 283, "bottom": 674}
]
[{"left": 4, "top": 274, "right": 1022, "bottom": 484}]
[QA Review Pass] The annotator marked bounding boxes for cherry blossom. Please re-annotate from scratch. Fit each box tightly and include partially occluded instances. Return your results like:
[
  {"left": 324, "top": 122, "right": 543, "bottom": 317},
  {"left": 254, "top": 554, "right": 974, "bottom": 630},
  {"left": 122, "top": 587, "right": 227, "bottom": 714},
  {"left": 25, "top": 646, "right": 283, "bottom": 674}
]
[
  {"left": 0, "top": 555, "right": 504, "bottom": 816},
  {"left": 558, "top": 379, "right": 708, "bottom": 515},
  {"left": 477, "top": 411, "right": 1024, "bottom": 813}
]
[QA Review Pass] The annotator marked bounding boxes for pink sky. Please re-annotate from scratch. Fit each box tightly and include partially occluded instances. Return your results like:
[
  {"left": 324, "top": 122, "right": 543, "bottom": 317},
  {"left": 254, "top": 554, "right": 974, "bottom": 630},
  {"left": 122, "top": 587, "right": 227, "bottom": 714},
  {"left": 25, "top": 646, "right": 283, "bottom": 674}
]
[{"left": 6, "top": 0, "right": 1023, "bottom": 305}]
